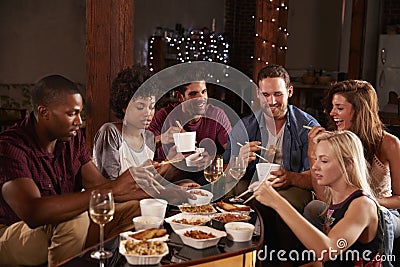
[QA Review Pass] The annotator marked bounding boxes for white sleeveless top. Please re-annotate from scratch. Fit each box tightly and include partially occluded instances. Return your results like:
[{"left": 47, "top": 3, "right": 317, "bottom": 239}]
[
  {"left": 370, "top": 155, "right": 392, "bottom": 198},
  {"left": 119, "top": 132, "right": 155, "bottom": 175}
]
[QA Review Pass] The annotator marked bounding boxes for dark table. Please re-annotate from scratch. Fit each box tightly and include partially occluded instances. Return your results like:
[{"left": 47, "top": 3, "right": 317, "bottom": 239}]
[{"left": 56, "top": 204, "right": 264, "bottom": 267}]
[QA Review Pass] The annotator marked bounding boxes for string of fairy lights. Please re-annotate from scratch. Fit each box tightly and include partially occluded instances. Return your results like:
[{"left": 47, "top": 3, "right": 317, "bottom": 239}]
[
  {"left": 148, "top": 29, "right": 229, "bottom": 72},
  {"left": 147, "top": 0, "right": 288, "bottom": 70},
  {"left": 251, "top": 0, "right": 289, "bottom": 66}
]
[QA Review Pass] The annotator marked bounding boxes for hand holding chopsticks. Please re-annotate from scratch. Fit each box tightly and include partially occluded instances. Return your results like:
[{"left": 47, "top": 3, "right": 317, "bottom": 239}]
[
  {"left": 303, "top": 125, "right": 312, "bottom": 130},
  {"left": 237, "top": 142, "right": 269, "bottom": 162},
  {"left": 245, "top": 141, "right": 268, "bottom": 151},
  {"left": 243, "top": 177, "right": 280, "bottom": 204},
  {"left": 124, "top": 157, "right": 169, "bottom": 193}
]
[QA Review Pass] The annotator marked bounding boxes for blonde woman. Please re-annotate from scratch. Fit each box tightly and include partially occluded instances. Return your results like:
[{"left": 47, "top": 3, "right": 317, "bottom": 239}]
[
  {"left": 254, "top": 131, "right": 383, "bottom": 266},
  {"left": 306, "top": 80, "right": 399, "bottom": 265}
]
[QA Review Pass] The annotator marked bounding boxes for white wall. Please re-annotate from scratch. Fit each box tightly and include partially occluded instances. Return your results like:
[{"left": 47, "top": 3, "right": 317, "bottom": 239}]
[
  {"left": 0, "top": 0, "right": 86, "bottom": 84},
  {"left": 133, "top": 0, "right": 225, "bottom": 65}
]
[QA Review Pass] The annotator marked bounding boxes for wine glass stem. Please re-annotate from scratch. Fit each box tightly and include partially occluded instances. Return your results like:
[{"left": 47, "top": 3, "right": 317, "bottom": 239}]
[
  {"left": 211, "top": 182, "right": 215, "bottom": 201},
  {"left": 99, "top": 223, "right": 105, "bottom": 253}
]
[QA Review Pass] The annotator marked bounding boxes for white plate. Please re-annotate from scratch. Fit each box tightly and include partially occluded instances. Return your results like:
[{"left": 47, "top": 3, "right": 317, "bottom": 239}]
[
  {"left": 119, "top": 240, "right": 169, "bottom": 265},
  {"left": 178, "top": 204, "right": 217, "bottom": 215},
  {"left": 175, "top": 226, "right": 226, "bottom": 249},
  {"left": 165, "top": 213, "right": 211, "bottom": 232},
  {"left": 120, "top": 229, "right": 169, "bottom": 242}
]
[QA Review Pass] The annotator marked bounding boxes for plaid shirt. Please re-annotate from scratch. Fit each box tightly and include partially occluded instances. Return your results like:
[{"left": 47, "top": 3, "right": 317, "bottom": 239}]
[{"left": 0, "top": 112, "right": 91, "bottom": 225}]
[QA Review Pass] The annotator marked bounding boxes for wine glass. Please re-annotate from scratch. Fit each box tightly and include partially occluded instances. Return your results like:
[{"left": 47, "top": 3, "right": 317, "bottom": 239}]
[
  {"left": 203, "top": 159, "right": 223, "bottom": 201},
  {"left": 228, "top": 156, "right": 247, "bottom": 203},
  {"left": 89, "top": 189, "right": 115, "bottom": 259},
  {"left": 229, "top": 156, "right": 247, "bottom": 180}
]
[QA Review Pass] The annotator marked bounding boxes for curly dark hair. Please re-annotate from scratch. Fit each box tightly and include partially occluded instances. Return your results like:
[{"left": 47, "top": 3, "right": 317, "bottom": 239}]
[{"left": 110, "top": 65, "right": 153, "bottom": 119}]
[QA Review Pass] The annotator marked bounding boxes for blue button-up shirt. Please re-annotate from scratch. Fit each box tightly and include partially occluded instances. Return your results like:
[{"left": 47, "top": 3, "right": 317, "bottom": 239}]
[{"left": 223, "top": 105, "right": 320, "bottom": 183}]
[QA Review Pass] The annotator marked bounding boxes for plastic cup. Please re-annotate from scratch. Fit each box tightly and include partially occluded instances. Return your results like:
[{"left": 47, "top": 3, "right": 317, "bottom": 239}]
[
  {"left": 173, "top": 132, "right": 196, "bottom": 152},
  {"left": 256, "top": 163, "right": 280, "bottom": 181},
  {"left": 139, "top": 198, "right": 168, "bottom": 219}
]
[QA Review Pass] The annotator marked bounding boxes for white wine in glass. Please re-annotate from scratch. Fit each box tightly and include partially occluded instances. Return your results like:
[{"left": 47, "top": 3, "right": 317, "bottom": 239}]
[
  {"left": 89, "top": 189, "right": 115, "bottom": 260},
  {"left": 204, "top": 159, "right": 223, "bottom": 200},
  {"left": 204, "top": 160, "right": 223, "bottom": 183}
]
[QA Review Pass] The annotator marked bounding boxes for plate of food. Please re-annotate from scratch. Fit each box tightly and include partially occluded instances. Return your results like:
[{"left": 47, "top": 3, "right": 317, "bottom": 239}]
[
  {"left": 215, "top": 201, "right": 253, "bottom": 215},
  {"left": 179, "top": 203, "right": 217, "bottom": 214},
  {"left": 165, "top": 213, "right": 211, "bottom": 232},
  {"left": 120, "top": 228, "right": 169, "bottom": 242},
  {"left": 119, "top": 240, "right": 169, "bottom": 265},
  {"left": 211, "top": 212, "right": 251, "bottom": 230},
  {"left": 174, "top": 226, "right": 226, "bottom": 249}
]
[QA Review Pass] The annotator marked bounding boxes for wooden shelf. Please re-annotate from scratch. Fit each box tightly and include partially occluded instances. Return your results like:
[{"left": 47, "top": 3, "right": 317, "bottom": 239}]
[
  {"left": 290, "top": 82, "right": 329, "bottom": 126},
  {"left": 380, "top": 112, "right": 400, "bottom": 126}
]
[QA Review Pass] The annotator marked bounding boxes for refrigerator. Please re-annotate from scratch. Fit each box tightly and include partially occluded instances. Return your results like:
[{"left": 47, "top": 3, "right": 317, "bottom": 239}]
[{"left": 376, "top": 34, "right": 400, "bottom": 110}]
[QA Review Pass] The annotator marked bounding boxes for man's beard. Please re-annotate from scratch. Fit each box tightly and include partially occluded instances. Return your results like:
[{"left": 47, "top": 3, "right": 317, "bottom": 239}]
[
  {"left": 263, "top": 103, "right": 286, "bottom": 120},
  {"left": 186, "top": 99, "right": 207, "bottom": 117}
]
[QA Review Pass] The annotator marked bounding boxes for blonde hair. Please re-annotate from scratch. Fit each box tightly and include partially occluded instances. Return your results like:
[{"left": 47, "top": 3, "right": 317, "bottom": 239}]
[{"left": 314, "top": 130, "right": 374, "bottom": 211}]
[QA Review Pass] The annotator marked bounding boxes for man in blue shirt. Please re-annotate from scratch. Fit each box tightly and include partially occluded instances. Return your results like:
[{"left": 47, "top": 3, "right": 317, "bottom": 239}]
[
  {"left": 224, "top": 64, "right": 320, "bottom": 264},
  {"left": 224, "top": 65, "right": 319, "bottom": 210}
]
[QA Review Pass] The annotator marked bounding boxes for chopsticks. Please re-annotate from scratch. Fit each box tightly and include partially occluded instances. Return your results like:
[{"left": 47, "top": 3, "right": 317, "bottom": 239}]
[
  {"left": 236, "top": 142, "right": 269, "bottom": 162},
  {"left": 236, "top": 188, "right": 252, "bottom": 199},
  {"left": 303, "top": 125, "right": 312, "bottom": 130},
  {"left": 243, "top": 178, "right": 280, "bottom": 204},
  {"left": 176, "top": 120, "right": 184, "bottom": 130},
  {"left": 142, "top": 158, "right": 182, "bottom": 169},
  {"left": 151, "top": 184, "right": 161, "bottom": 194},
  {"left": 245, "top": 141, "right": 268, "bottom": 151},
  {"left": 235, "top": 164, "right": 273, "bottom": 199},
  {"left": 123, "top": 157, "right": 168, "bottom": 191}
]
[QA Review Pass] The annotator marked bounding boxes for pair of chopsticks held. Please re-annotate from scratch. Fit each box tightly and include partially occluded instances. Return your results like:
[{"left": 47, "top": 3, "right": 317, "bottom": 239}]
[
  {"left": 239, "top": 125, "right": 312, "bottom": 203},
  {"left": 236, "top": 142, "right": 269, "bottom": 163},
  {"left": 241, "top": 177, "right": 280, "bottom": 204},
  {"left": 141, "top": 120, "right": 185, "bottom": 193},
  {"left": 124, "top": 157, "right": 182, "bottom": 194},
  {"left": 237, "top": 125, "right": 312, "bottom": 160}
]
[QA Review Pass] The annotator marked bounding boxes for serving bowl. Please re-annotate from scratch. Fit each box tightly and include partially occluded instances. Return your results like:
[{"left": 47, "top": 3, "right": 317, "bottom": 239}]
[
  {"left": 175, "top": 226, "right": 226, "bottom": 249},
  {"left": 224, "top": 222, "right": 255, "bottom": 242},
  {"left": 133, "top": 216, "right": 164, "bottom": 231},
  {"left": 187, "top": 189, "right": 213, "bottom": 205},
  {"left": 119, "top": 240, "right": 169, "bottom": 265},
  {"left": 164, "top": 213, "right": 211, "bottom": 232}
]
